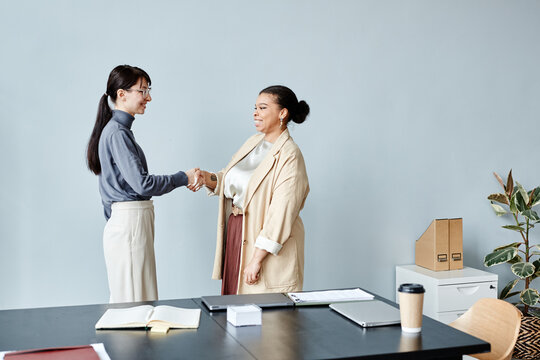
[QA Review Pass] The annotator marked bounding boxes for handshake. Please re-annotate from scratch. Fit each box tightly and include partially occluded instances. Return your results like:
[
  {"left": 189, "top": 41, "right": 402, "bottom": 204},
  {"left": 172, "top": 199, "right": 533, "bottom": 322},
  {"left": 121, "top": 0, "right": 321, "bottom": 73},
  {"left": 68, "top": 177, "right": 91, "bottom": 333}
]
[{"left": 185, "top": 168, "right": 216, "bottom": 192}]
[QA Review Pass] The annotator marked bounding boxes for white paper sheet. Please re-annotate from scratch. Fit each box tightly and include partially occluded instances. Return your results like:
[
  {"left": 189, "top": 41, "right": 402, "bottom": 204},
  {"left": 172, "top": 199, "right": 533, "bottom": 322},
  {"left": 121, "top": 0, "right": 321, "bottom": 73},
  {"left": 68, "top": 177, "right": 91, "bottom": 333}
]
[{"left": 287, "top": 288, "right": 374, "bottom": 304}]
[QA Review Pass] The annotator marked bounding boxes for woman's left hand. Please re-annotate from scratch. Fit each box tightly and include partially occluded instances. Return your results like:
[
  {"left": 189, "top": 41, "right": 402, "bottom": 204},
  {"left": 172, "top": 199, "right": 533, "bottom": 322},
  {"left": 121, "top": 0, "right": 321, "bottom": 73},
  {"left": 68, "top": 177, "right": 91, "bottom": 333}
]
[{"left": 243, "top": 259, "right": 262, "bottom": 285}]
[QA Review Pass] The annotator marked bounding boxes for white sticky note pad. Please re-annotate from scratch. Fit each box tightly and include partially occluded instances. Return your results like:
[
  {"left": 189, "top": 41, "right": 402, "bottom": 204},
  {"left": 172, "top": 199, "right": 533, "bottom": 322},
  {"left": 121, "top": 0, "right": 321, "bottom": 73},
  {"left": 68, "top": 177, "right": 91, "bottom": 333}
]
[{"left": 227, "top": 304, "right": 262, "bottom": 327}]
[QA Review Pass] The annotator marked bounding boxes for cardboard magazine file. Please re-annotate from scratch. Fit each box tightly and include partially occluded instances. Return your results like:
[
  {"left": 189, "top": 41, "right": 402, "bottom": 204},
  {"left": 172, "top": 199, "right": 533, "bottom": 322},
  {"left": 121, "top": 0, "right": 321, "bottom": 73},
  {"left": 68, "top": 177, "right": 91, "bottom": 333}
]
[
  {"left": 415, "top": 218, "right": 463, "bottom": 271},
  {"left": 415, "top": 219, "right": 450, "bottom": 271},
  {"left": 448, "top": 218, "right": 463, "bottom": 270}
]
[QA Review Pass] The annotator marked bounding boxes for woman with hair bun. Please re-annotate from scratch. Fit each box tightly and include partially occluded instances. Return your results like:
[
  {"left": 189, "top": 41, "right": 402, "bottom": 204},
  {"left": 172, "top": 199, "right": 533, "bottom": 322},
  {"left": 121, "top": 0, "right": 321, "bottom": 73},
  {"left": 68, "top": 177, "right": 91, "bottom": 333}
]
[
  {"left": 86, "top": 65, "right": 201, "bottom": 303},
  {"left": 201, "top": 85, "right": 310, "bottom": 295}
]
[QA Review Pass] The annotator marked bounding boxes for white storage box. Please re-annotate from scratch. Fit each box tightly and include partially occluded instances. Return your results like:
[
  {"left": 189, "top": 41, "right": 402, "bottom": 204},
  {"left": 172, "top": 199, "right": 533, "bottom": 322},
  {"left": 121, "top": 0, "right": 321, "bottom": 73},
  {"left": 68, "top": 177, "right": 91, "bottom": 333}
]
[{"left": 227, "top": 304, "right": 262, "bottom": 327}]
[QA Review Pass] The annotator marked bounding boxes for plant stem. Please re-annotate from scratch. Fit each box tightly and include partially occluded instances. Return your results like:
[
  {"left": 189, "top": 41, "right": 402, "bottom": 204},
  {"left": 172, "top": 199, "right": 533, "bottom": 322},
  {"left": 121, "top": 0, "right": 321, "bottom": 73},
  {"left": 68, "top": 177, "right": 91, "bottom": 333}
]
[
  {"left": 524, "top": 217, "right": 530, "bottom": 316},
  {"left": 513, "top": 213, "right": 528, "bottom": 243},
  {"left": 526, "top": 218, "right": 530, "bottom": 263},
  {"left": 511, "top": 212, "right": 531, "bottom": 316}
]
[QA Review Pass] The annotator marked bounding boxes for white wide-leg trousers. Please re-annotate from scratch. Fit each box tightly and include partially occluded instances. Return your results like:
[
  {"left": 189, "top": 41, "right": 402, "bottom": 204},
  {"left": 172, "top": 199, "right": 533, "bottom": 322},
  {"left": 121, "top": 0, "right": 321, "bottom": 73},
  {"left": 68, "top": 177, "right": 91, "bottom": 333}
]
[{"left": 103, "top": 200, "right": 158, "bottom": 303}]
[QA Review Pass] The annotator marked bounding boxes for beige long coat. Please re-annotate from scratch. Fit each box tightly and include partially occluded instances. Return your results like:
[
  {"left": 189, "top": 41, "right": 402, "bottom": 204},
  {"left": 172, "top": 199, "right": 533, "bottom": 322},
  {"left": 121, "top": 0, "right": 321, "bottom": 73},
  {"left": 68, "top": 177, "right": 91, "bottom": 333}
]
[{"left": 211, "top": 129, "right": 309, "bottom": 294}]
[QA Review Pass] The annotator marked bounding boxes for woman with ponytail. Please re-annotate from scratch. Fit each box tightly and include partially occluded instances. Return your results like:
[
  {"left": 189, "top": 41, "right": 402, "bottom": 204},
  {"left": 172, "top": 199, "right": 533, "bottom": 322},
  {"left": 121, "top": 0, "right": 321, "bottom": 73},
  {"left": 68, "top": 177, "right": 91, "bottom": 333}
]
[
  {"left": 201, "top": 85, "right": 310, "bottom": 295},
  {"left": 87, "top": 65, "right": 201, "bottom": 303}
]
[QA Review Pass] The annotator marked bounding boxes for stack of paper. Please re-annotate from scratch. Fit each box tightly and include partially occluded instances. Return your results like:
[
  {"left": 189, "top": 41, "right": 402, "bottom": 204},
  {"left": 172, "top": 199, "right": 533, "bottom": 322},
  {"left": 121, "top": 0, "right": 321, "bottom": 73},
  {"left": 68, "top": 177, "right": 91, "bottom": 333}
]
[{"left": 287, "top": 288, "right": 374, "bottom": 305}]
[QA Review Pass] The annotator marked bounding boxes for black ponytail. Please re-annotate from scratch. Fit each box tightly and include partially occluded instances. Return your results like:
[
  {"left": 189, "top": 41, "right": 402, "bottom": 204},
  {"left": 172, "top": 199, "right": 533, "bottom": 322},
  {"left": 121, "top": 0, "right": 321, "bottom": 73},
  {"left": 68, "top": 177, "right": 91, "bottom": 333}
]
[
  {"left": 259, "top": 85, "right": 310, "bottom": 125},
  {"left": 86, "top": 65, "right": 151, "bottom": 175},
  {"left": 87, "top": 94, "right": 112, "bottom": 174}
]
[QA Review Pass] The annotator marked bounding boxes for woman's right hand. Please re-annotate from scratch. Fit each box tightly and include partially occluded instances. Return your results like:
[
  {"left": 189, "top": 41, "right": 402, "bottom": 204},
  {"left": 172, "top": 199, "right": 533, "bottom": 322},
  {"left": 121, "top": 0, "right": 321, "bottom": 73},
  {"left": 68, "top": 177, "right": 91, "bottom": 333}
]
[{"left": 200, "top": 170, "right": 217, "bottom": 191}]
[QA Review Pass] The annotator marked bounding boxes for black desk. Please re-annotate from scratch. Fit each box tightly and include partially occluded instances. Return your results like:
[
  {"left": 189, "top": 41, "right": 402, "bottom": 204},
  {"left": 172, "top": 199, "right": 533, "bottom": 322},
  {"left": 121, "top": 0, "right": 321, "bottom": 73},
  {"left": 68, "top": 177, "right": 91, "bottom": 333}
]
[
  {"left": 0, "top": 297, "right": 489, "bottom": 359},
  {"left": 0, "top": 299, "right": 252, "bottom": 360}
]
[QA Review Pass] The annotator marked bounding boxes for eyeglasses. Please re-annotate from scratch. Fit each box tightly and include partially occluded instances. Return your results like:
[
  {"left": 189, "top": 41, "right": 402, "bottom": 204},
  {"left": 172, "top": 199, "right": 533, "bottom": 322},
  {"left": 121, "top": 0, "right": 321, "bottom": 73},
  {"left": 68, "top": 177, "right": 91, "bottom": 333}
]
[{"left": 125, "top": 88, "right": 152, "bottom": 97}]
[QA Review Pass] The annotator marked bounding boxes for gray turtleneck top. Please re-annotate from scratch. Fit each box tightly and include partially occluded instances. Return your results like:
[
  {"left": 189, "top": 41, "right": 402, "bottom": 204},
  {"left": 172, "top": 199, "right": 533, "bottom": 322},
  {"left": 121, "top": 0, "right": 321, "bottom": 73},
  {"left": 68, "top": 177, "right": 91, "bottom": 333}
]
[{"left": 98, "top": 110, "right": 187, "bottom": 220}]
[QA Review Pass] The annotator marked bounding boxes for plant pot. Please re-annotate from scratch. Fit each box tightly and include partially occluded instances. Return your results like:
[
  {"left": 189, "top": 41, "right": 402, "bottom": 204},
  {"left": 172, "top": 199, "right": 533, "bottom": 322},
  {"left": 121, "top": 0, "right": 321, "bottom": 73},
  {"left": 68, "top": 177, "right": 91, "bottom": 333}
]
[{"left": 512, "top": 310, "right": 540, "bottom": 360}]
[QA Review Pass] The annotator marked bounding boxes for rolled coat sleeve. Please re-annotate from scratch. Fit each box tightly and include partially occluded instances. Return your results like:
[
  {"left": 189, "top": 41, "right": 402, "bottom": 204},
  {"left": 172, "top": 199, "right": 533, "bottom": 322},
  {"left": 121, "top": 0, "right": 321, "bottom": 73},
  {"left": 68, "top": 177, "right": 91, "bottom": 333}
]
[
  {"left": 206, "top": 170, "right": 224, "bottom": 196},
  {"left": 110, "top": 129, "right": 187, "bottom": 196},
  {"left": 255, "top": 153, "right": 309, "bottom": 255}
]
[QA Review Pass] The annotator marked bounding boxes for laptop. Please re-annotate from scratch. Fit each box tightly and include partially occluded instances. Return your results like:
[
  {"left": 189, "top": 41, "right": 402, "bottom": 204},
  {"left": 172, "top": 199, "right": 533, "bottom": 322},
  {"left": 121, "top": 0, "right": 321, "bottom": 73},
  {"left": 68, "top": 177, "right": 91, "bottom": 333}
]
[
  {"left": 330, "top": 300, "right": 401, "bottom": 327},
  {"left": 201, "top": 293, "right": 294, "bottom": 311}
]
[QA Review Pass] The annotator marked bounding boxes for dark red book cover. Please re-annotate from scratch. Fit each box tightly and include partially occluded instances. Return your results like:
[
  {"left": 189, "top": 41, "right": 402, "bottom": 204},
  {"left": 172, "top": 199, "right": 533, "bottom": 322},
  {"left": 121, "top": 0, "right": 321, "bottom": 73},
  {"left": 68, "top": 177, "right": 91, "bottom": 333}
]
[{"left": 4, "top": 345, "right": 99, "bottom": 360}]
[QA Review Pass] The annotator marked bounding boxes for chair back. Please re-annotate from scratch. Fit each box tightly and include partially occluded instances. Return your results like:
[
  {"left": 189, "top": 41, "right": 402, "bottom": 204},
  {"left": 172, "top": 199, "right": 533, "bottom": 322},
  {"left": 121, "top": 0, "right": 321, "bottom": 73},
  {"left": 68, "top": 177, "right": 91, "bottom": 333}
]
[{"left": 450, "top": 298, "right": 522, "bottom": 360}]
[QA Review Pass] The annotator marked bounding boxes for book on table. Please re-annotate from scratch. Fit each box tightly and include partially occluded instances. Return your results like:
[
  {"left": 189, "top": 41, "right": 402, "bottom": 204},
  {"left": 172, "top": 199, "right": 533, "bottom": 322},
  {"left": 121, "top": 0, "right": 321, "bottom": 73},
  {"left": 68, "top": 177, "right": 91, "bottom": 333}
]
[
  {"left": 95, "top": 305, "right": 201, "bottom": 332},
  {"left": 2, "top": 345, "right": 101, "bottom": 360},
  {"left": 286, "top": 288, "right": 374, "bottom": 306}
]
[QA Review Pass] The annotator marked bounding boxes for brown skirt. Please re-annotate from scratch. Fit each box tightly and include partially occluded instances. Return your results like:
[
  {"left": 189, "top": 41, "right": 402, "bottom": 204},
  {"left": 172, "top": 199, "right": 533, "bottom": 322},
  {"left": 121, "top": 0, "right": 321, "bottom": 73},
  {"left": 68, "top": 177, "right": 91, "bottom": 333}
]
[{"left": 221, "top": 213, "right": 243, "bottom": 295}]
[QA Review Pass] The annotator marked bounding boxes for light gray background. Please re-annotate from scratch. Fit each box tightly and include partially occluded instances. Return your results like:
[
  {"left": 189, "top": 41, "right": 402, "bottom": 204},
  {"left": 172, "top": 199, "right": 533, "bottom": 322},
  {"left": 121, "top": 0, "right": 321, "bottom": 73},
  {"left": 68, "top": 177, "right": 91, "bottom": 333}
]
[{"left": 1, "top": 0, "right": 539, "bottom": 310}]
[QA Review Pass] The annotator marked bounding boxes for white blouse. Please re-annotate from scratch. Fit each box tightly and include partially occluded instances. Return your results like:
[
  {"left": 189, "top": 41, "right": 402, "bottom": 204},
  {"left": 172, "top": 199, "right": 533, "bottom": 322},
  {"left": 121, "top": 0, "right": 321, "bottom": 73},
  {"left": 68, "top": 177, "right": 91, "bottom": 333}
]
[{"left": 224, "top": 139, "right": 272, "bottom": 209}]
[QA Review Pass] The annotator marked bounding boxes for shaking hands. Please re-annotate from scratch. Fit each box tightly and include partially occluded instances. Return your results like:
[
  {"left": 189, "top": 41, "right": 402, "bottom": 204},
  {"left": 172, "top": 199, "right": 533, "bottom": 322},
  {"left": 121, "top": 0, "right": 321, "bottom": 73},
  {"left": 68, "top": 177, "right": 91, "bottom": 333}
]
[
  {"left": 185, "top": 168, "right": 203, "bottom": 192},
  {"left": 185, "top": 169, "right": 217, "bottom": 192}
]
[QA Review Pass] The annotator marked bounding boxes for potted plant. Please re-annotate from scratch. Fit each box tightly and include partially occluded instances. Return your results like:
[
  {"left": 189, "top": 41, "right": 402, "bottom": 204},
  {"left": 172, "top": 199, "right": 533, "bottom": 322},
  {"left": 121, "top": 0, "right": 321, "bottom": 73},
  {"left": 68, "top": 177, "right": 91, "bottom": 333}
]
[{"left": 485, "top": 170, "right": 540, "bottom": 359}]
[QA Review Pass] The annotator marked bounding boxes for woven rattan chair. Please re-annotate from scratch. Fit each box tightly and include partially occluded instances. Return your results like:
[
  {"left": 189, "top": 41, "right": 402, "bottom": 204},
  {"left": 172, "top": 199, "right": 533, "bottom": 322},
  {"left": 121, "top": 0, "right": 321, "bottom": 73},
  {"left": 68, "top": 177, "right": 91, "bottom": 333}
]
[{"left": 449, "top": 298, "right": 522, "bottom": 360}]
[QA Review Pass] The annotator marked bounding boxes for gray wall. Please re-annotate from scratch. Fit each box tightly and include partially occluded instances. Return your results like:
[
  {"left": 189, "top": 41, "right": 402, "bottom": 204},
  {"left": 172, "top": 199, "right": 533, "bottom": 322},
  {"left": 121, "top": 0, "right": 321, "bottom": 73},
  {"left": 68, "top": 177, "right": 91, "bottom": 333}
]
[{"left": 1, "top": 0, "right": 539, "bottom": 310}]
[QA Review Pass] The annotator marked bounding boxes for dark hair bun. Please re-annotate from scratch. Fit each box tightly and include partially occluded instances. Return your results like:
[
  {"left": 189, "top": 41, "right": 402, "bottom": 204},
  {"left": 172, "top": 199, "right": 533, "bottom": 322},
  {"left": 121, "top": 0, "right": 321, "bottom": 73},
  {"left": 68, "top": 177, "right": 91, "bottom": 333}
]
[
  {"left": 259, "top": 85, "right": 309, "bottom": 125},
  {"left": 292, "top": 100, "right": 310, "bottom": 124}
]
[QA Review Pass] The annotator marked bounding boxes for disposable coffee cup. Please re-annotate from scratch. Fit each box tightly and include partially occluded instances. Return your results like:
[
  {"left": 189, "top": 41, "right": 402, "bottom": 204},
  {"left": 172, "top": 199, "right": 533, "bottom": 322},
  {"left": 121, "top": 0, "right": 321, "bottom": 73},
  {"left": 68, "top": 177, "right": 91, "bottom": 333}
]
[{"left": 398, "top": 283, "right": 425, "bottom": 333}]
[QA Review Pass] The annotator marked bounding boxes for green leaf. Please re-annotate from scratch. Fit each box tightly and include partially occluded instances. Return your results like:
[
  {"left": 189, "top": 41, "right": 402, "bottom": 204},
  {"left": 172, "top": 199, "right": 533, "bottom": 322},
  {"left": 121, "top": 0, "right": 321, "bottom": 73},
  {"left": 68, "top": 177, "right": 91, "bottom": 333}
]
[
  {"left": 533, "top": 261, "right": 540, "bottom": 279},
  {"left": 500, "top": 279, "right": 520, "bottom": 299},
  {"left": 490, "top": 203, "right": 507, "bottom": 216},
  {"left": 529, "top": 307, "right": 540, "bottom": 319},
  {"left": 488, "top": 193, "right": 510, "bottom": 205},
  {"left": 508, "top": 254, "right": 524, "bottom": 264},
  {"left": 531, "top": 187, "right": 540, "bottom": 207},
  {"left": 504, "top": 291, "right": 521, "bottom": 300},
  {"left": 510, "top": 193, "right": 518, "bottom": 213},
  {"left": 516, "top": 182, "right": 530, "bottom": 206},
  {"left": 494, "top": 242, "right": 521, "bottom": 251},
  {"left": 511, "top": 262, "right": 536, "bottom": 278},
  {"left": 520, "top": 288, "right": 539, "bottom": 306},
  {"left": 502, "top": 225, "right": 526, "bottom": 232},
  {"left": 484, "top": 247, "right": 518, "bottom": 267},
  {"left": 530, "top": 187, "right": 540, "bottom": 205},
  {"left": 522, "top": 210, "right": 540, "bottom": 221},
  {"left": 516, "top": 190, "right": 528, "bottom": 213}
]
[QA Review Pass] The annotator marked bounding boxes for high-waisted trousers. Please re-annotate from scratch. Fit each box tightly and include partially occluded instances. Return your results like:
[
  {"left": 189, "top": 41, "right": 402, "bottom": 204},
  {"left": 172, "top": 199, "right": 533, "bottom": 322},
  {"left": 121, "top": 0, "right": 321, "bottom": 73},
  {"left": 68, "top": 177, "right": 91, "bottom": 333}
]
[{"left": 103, "top": 200, "right": 158, "bottom": 303}]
